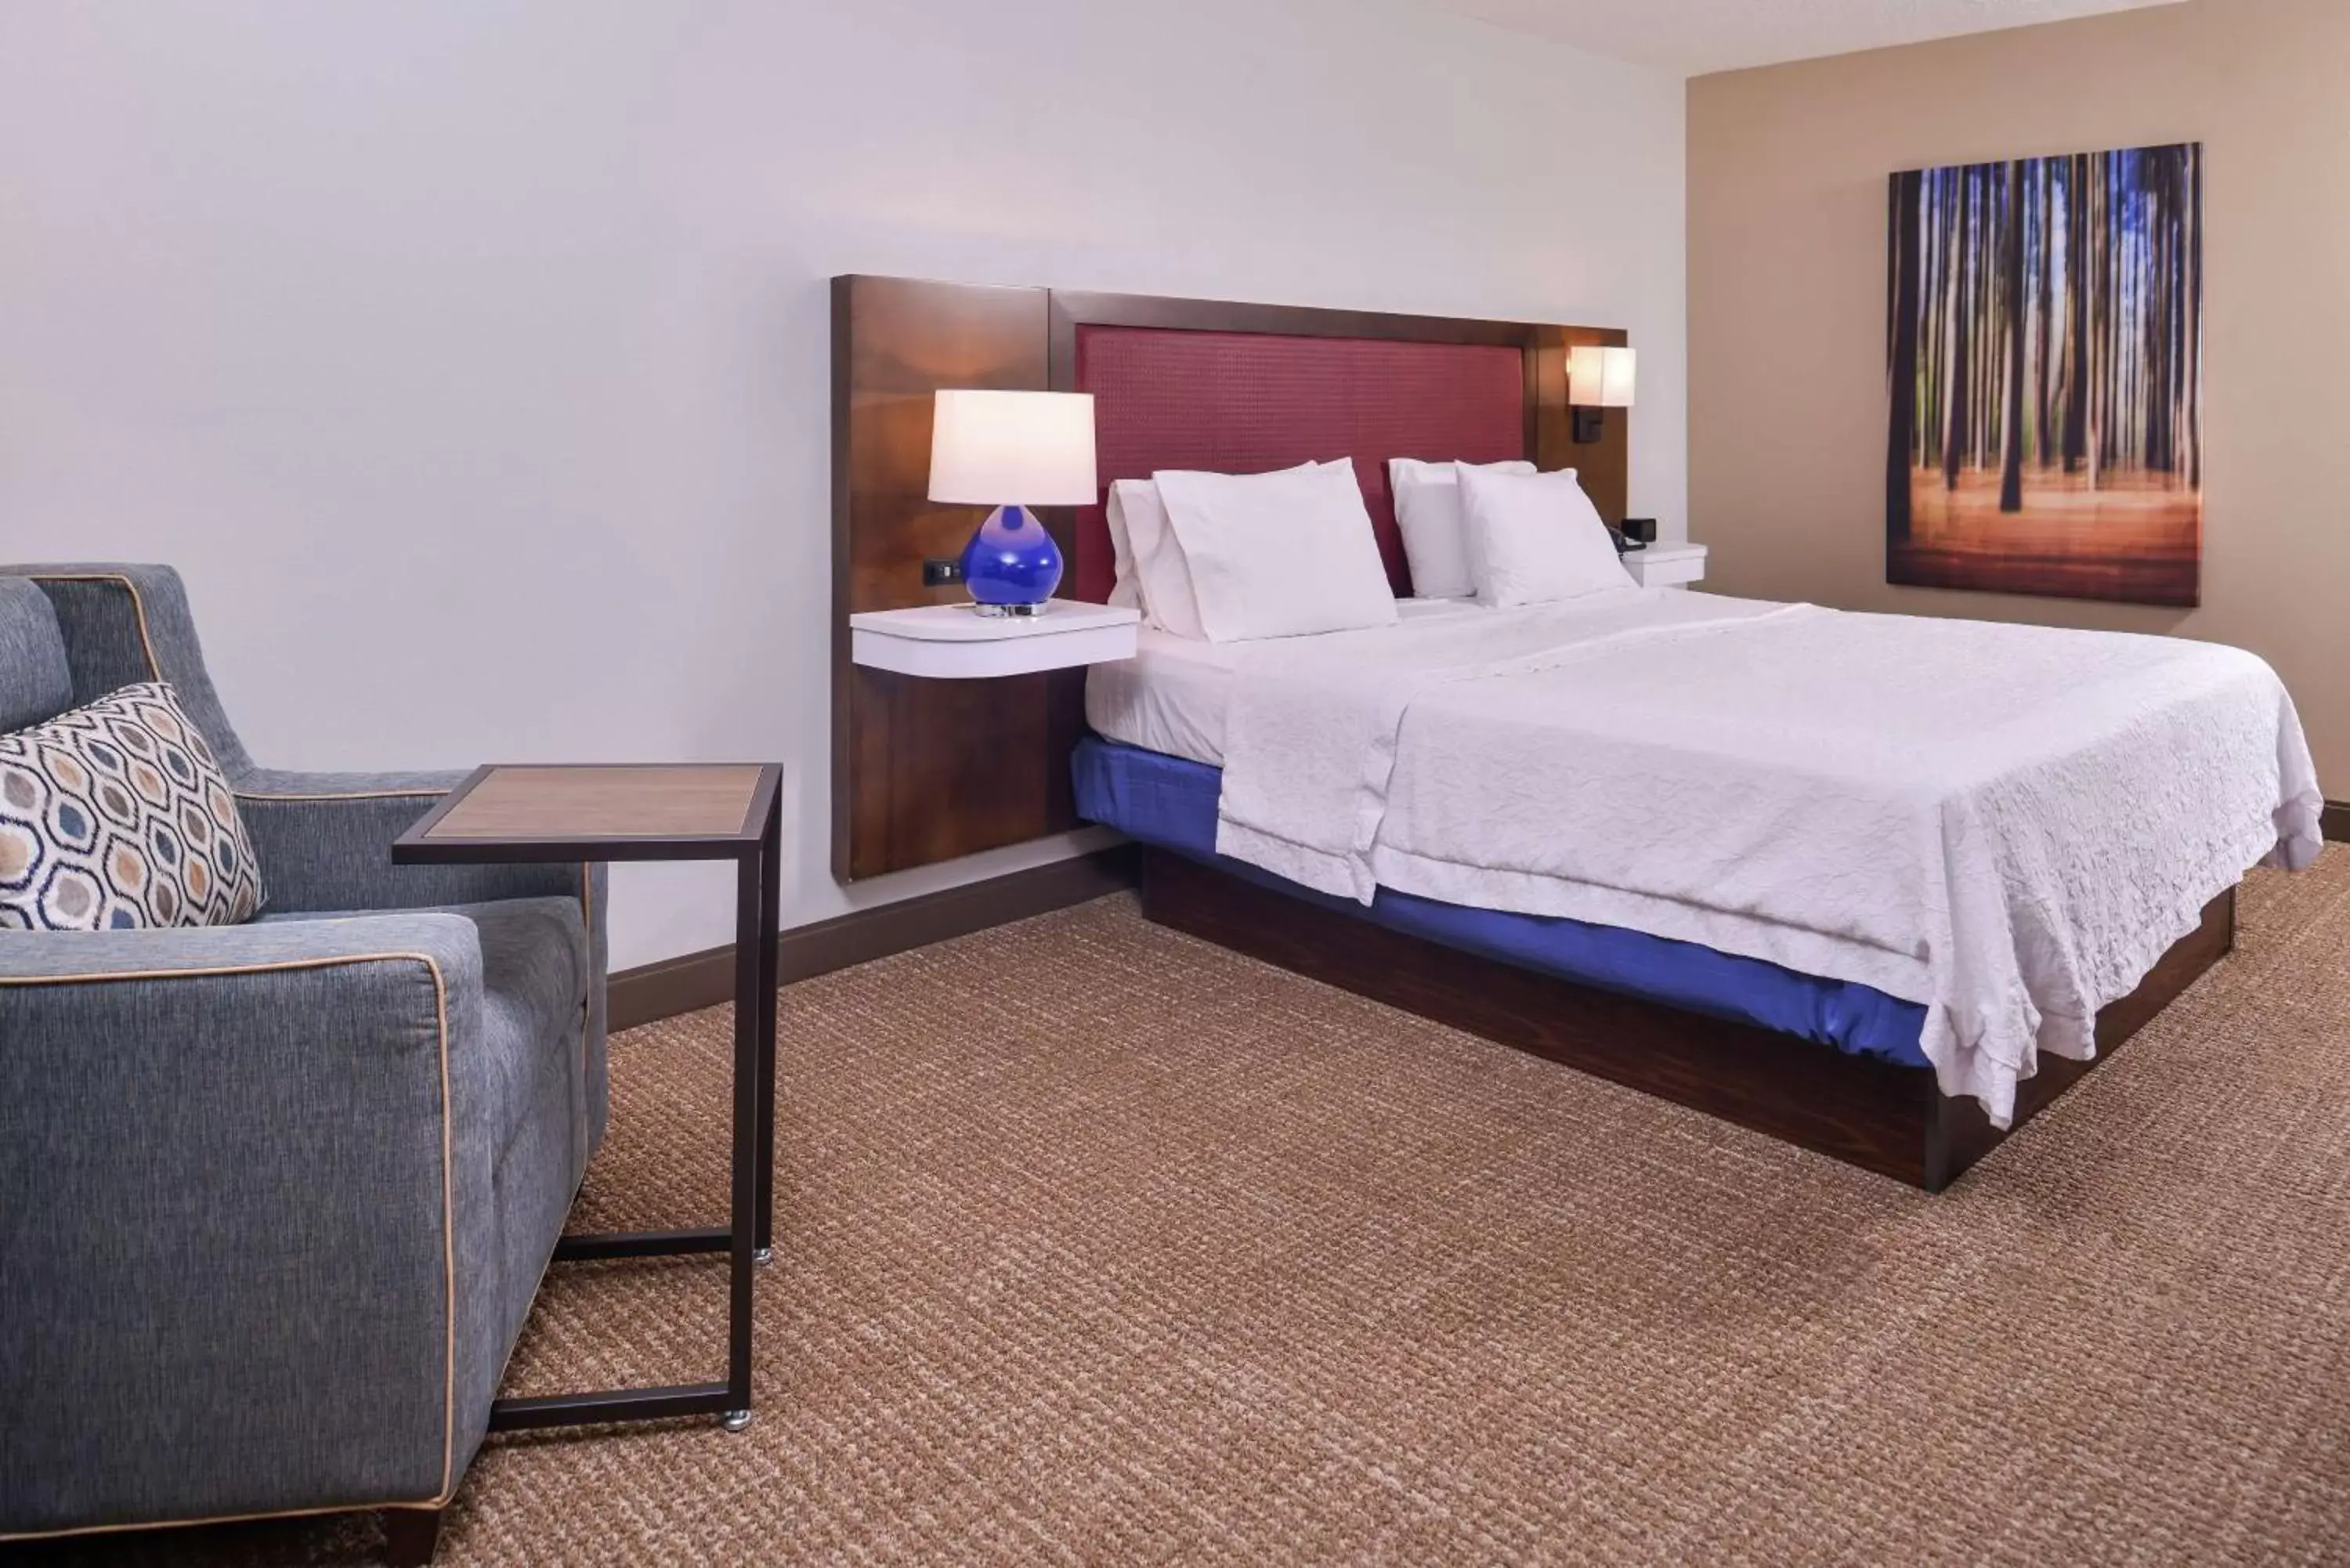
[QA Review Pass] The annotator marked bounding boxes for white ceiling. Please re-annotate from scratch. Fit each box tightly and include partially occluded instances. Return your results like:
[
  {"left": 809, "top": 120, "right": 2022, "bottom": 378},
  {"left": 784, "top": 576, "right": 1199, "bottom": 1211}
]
[{"left": 1426, "top": 0, "right": 2189, "bottom": 76}]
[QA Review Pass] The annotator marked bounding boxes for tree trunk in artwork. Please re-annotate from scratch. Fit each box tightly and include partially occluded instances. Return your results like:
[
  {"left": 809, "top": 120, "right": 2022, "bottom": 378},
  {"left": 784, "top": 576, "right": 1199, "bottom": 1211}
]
[
  {"left": 2000, "top": 159, "right": 2028, "bottom": 513},
  {"left": 1887, "top": 170, "right": 1923, "bottom": 540},
  {"left": 2152, "top": 172, "right": 2163, "bottom": 467},
  {"left": 2181, "top": 148, "right": 2200, "bottom": 493},
  {"left": 2106, "top": 154, "right": 2124, "bottom": 486},
  {"left": 2034, "top": 157, "right": 2054, "bottom": 471},
  {"left": 1943, "top": 167, "right": 1972, "bottom": 492},
  {"left": 2063, "top": 154, "right": 2090, "bottom": 475}
]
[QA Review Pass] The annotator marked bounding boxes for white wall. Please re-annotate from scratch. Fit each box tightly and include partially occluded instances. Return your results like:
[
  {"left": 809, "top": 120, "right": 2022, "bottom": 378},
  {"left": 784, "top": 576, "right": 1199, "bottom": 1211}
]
[{"left": 0, "top": 0, "right": 1688, "bottom": 968}]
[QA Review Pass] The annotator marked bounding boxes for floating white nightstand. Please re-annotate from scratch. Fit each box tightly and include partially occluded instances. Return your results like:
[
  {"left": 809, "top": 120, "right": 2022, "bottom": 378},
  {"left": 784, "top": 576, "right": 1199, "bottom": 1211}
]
[
  {"left": 848, "top": 600, "right": 1141, "bottom": 679},
  {"left": 1622, "top": 543, "right": 1707, "bottom": 589}
]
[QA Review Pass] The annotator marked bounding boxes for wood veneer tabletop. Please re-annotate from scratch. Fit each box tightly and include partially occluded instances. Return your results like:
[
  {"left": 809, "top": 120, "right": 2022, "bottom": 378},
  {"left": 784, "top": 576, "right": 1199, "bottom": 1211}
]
[{"left": 423, "top": 764, "right": 769, "bottom": 842}]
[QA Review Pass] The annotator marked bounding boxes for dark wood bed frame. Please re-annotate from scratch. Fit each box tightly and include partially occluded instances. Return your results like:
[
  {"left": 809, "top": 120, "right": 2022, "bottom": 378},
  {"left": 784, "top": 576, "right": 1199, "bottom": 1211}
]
[
  {"left": 833, "top": 273, "right": 2243, "bottom": 1192},
  {"left": 1143, "top": 848, "right": 2236, "bottom": 1191}
]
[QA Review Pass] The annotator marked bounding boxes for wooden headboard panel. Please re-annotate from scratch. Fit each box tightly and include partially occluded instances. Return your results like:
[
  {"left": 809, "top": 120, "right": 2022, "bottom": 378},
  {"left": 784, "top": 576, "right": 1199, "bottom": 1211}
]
[{"left": 832, "top": 275, "right": 1630, "bottom": 881}]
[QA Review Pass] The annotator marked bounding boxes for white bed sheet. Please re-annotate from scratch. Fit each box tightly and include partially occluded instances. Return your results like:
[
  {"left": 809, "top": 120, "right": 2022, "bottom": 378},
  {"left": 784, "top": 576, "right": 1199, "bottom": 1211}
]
[
  {"left": 1084, "top": 628, "right": 1244, "bottom": 767},
  {"left": 1086, "top": 598, "right": 1487, "bottom": 767}
]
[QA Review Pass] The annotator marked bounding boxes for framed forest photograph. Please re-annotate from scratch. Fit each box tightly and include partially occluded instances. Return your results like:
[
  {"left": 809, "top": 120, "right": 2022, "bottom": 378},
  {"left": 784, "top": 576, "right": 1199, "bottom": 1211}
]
[{"left": 1886, "top": 143, "right": 2204, "bottom": 607}]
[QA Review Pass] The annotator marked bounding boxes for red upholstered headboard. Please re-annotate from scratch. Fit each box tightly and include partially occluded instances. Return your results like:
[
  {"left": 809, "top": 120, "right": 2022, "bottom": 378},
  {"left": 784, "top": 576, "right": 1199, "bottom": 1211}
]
[{"left": 1068, "top": 327, "right": 1528, "bottom": 602}]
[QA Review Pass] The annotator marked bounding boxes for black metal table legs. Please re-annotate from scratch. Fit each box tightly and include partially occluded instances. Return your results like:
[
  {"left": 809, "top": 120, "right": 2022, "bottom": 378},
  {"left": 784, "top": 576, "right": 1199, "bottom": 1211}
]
[
  {"left": 485, "top": 791, "right": 783, "bottom": 1436},
  {"left": 753, "top": 789, "right": 781, "bottom": 1264}
]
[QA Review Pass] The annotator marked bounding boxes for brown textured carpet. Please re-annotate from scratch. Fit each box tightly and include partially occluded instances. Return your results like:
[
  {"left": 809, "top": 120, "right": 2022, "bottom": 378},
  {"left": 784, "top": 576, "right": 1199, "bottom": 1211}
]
[{"left": 15, "top": 854, "right": 2350, "bottom": 1565}]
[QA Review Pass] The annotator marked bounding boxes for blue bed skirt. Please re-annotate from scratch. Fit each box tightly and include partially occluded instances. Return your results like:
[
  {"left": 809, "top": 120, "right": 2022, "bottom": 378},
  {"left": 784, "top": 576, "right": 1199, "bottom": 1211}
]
[{"left": 1073, "top": 735, "right": 1931, "bottom": 1068}]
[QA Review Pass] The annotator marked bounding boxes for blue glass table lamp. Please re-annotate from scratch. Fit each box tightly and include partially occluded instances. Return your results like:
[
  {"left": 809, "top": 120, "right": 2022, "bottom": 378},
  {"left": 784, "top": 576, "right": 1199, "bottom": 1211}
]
[{"left": 927, "top": 389, "right": 1097, "bottom": 616}]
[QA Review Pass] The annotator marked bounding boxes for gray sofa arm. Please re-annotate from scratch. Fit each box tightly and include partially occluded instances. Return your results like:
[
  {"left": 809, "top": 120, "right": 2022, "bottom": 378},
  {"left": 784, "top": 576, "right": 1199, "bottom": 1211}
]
[
  {"left": 0, "top": 916, "right": 505, "bottom": 1537},
  {"left": 237, "top": 768, "right": 590, "bottom": 914},
  {"left": 233, "top": 768, "right": 613, "bottom": 1149}
]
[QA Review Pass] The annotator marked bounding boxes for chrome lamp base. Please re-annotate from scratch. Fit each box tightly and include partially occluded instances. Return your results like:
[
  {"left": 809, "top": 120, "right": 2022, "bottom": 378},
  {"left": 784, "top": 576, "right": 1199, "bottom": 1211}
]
[{"left": 970, "top": 601, "right": 1050, "bottom": 618}]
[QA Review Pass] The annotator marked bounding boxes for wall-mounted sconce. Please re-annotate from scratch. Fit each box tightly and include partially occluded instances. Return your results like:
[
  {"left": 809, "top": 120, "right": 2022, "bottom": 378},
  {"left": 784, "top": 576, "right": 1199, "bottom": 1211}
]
[{"left": 1568, "top": 345, "right": 1636, "bottom": 443}]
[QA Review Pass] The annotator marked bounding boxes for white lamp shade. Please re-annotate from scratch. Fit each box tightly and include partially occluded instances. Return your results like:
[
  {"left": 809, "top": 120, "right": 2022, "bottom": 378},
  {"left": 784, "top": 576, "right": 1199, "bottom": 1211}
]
[
  {"left": 927, "top": 389, "right": 1097, "bottom": 506},
  {"left": 1567, "top": 345, "right": 1637, "bottom": 409}
]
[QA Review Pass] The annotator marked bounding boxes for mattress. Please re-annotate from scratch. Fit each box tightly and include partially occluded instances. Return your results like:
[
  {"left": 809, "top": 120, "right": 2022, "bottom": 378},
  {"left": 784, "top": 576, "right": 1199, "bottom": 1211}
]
[{"left": 1072, "top": 733, "right": 1933, "bottom": 1068}]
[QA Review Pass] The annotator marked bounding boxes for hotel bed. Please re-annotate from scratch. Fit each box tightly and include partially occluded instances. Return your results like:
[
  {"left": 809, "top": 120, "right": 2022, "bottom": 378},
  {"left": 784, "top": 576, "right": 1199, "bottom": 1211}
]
[
  {"left": 830, "top": 277, "right": 2322, "bottom": 1190},
  {"left": 1083, "top": 591, "right": 2320, "bottom": 1125}
]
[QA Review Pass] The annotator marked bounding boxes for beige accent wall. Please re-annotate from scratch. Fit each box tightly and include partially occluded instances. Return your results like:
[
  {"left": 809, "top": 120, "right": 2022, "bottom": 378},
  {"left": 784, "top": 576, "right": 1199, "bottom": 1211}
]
[{"left": 1689, "top": 0, "right": 2349, "bottom": 783}]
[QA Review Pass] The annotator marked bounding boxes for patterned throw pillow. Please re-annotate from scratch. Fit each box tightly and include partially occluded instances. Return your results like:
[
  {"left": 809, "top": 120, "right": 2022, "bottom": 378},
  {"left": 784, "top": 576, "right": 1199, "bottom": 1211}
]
[{"left": 0, "top": 681, "right": 263, "bottom": 930}]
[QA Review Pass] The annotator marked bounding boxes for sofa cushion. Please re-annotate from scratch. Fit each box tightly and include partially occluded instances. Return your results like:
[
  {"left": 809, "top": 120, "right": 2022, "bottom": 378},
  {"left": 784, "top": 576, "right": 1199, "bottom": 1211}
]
[
  {"left": 0, "top": 682, "right": 264, "bottom": 930},
  {"left": 0, "top": 578, "right": 74, "bottom": 731},
  {"left": 261, "top": 895, "right": 588, "bottom": 1154}
]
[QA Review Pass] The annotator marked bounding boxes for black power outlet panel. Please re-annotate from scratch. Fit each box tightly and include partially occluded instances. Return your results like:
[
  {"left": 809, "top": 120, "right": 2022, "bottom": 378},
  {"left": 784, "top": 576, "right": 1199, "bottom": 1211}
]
[{"left": 923, "top": 558, "right": 965, "bottom": 587}]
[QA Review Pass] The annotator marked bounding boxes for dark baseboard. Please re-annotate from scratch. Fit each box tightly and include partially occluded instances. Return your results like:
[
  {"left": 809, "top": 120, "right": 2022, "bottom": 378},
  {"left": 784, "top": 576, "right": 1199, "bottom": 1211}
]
[
  {"left": 2326, "top": 801, "right": 2350, "bottom": 844},
  {"left": 608, "top": 844, "right": 1140, "bottom": 1031}
]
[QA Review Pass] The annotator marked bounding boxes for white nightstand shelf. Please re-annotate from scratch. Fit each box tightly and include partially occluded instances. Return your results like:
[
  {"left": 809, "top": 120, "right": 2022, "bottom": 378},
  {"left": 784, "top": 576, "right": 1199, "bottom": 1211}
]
[
  {"left": 1622, "top": 543, "right": 1707, "bottom": 589},
  {"left": 848, "top": 600, "right": 1141, "bottom": 679}
]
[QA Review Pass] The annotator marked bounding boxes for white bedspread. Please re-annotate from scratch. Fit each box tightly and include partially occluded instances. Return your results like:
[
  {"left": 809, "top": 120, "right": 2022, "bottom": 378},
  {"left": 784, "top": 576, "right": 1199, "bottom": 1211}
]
[
  {"left": 1213, "top": 587, "right": 2323, "bottom": 1125},
  {"left": 1086, "top": 598, "right": 1495, "bottom": 767}
]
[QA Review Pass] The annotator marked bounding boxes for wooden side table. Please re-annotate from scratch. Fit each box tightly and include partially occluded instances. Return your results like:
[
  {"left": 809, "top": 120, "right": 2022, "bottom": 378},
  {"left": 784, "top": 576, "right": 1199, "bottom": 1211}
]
[{"left": 392, "top": 762, "right": 783, "bottom": 1434}]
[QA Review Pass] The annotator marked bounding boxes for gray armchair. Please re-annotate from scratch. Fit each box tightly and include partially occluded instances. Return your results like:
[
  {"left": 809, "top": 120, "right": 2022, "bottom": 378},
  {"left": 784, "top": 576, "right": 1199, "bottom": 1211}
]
[{"left": 0, "top": 565, "right": 609, "bottom": 1562}]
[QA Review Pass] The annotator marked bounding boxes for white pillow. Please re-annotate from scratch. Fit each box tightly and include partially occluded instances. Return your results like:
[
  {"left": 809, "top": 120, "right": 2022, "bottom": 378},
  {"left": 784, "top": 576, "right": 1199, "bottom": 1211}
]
[
  {"left": 1456, "top": 464, "right": 1635, "bottom": 608},
  {"left": 1117, "top": 476, "right": 1205, "bottom": 638},
  {"left": 1103, "top": 482, "right": 1142, "bottom": 611},
  {"left": 1389, "top": 457, "right": 1536, "bottom": 598},
  {"left": 1156, "top": 461, "right": 1400, "bottom": 642},
  {"left": 1122, "top": 461, "right": 1340, "bottom": 640}
]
